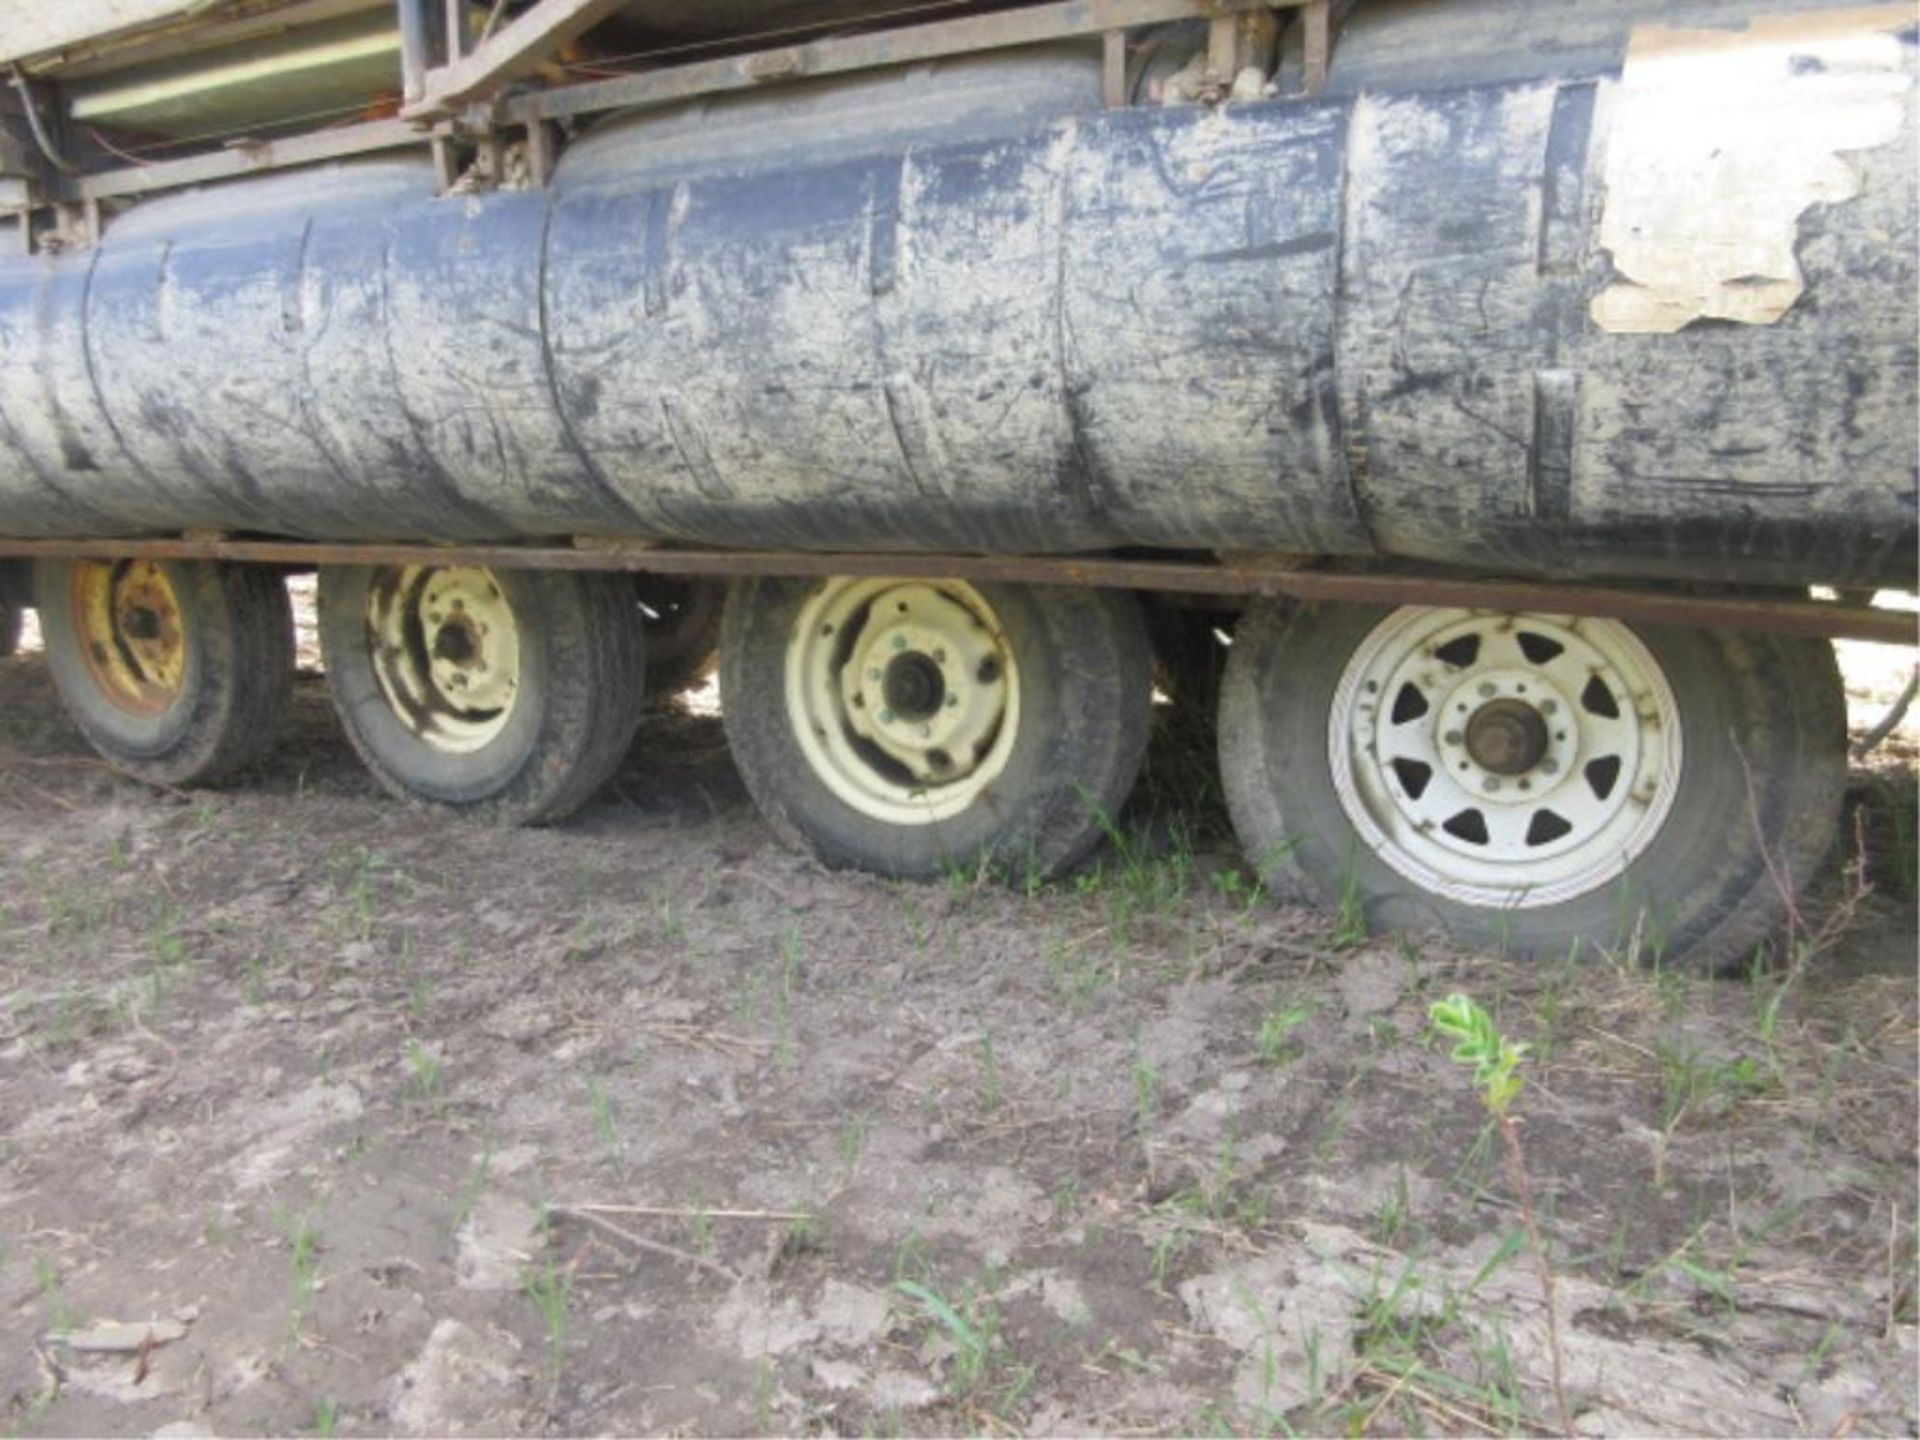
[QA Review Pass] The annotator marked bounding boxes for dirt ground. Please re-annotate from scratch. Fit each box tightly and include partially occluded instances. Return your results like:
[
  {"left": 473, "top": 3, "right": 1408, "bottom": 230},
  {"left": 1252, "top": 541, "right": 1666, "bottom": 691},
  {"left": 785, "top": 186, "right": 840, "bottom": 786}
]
[{"left": 0, "top": 597, "right": 1915, "bottom": 1439}]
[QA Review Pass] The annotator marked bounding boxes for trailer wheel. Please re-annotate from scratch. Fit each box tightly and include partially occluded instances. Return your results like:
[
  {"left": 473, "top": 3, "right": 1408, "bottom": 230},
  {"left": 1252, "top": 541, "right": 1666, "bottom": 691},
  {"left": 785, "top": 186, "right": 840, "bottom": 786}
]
[
  {"left": 319, "top": 565, "right": 644, "bottom": 824},
  {"left": 1218, "top": 602, "right": 1846, "bottom": 973},
  {"left": 0, "top": 604, "right": 18, "bottom": 657},
  {"left": 722, "top": 576, "right": 1151, "bottom": 880},
  {"left": 34, "top": 558, "right": 293, "bottom": 786},
  {"left": 636, "top": 577, "right": 723, "bottom": 700}
]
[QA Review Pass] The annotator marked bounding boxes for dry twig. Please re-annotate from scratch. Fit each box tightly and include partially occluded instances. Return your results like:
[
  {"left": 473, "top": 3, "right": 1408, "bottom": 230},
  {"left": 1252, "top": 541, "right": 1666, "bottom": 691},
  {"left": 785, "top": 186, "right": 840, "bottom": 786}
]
[
  {"left": 550, "top": 1205, "right": 740, "bottom": 1284},
  {"left": 564, "top": 1202, "right": 807, "bottom": 1223}
]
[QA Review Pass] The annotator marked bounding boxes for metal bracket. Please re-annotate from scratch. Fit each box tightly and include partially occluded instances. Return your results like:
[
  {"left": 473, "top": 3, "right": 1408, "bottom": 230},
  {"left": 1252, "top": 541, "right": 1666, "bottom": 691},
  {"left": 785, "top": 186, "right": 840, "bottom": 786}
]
[
  {"left": 1206, "top": 6, "right": 1280, "bottom": 98},
  {"left": 31, "top": 198, "right": 98, "bottom": 254},
  {"left": 1, "top": 173, "right": 38, "bottom": 254},
  {"left": 1301, "top": 0, "right": 1334, "bottom": 96},
  {"left": 524, "top": 117, "right": 558, "bottom": 187},
  {"left": 1102, "top": 29, "right": 1129, "bottom": 108}
]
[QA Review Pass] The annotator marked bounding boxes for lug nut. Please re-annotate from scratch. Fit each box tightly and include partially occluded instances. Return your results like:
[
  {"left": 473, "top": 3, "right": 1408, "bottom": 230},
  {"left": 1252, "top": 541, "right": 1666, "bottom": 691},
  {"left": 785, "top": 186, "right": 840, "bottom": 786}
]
[
  {"left": 1540, "top": 758, "right": 1559, "bottom": 774},
  {"left": 878, "top": 708, "right": 895, "bottom": 725},
  {"left": 1484, "top": 777, "right": 1501, "bottom": 792},
  {"left": 1478, "top": 682, "right": 1496, "bottom": 698},
  {"left": 1444, "top": 730, "right": 1463, "bottom": 745},
  {"left": 1540, "top": 699, "right": 1558, "bottom": 715}
]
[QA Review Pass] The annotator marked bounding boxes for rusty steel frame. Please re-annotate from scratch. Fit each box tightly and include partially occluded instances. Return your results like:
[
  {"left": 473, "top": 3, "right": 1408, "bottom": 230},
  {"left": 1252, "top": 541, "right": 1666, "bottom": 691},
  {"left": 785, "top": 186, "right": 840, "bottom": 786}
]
[
  {"left": 69, "top": 117, "right": 428, "bottom": 201},
  {"left": 405, "top": 0, "right": 637, "bottom": 116},
  {"left": 54, "top": 0, "right": 1308, "bottom": 204},
  {"left": 495, "top": 0, "right": 1301, "bottom": 128},
  {"left": 0, "top": 536, "right": 1910, "bottom": 645}
]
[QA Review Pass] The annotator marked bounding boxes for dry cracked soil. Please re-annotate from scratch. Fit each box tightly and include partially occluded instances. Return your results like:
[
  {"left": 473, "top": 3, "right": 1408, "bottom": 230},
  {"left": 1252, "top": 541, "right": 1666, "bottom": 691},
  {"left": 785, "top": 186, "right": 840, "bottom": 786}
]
[{"left": 0, "top": 601, "right": 1914, "bottom": 1438}]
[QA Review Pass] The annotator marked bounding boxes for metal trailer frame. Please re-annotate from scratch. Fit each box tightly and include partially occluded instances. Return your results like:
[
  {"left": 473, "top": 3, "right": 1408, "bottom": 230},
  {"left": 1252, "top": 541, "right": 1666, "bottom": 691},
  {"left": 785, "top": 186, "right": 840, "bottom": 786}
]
[
  {"left": 10, "top": 0, "right": 1330, "bottom": 212},
  {"left": 0, "top": 536, "right": 1909, "bottom": 645}
]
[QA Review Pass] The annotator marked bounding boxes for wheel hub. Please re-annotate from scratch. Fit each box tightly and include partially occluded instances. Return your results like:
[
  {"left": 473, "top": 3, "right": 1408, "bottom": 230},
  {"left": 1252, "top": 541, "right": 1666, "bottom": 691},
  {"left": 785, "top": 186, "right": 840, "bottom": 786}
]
[
  {"left": 1464, "top": 698, "right": 1549, "bottom": 776},
  {"left": 882, "top": 652, "right": 946, "bottom": 720},
  {"left": 120, "top": 605, "right": 164, "bottom": 642},
  {"left": 431, "top": 617, "right": 478, "bottom": 665}
]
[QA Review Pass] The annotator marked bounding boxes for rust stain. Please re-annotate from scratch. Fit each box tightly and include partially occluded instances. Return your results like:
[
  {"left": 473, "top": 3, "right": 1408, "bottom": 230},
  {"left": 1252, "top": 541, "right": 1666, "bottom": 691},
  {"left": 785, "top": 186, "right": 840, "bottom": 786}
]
[{"left": 1592, "top": 5, "right": 1912, "bottom": 334}]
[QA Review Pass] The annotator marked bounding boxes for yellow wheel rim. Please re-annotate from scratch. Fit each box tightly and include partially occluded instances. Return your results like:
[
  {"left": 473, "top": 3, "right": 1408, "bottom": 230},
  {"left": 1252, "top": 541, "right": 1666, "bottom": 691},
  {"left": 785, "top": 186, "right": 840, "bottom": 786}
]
[
  {"left": 366, "top": 565, "right": 522, "bottom": 754},
  {"left": 72, "top": 559, "right": 187, "bottom": 716},
  {"left": 786, "top": 578, "right": 1019, "bottom": 826}
]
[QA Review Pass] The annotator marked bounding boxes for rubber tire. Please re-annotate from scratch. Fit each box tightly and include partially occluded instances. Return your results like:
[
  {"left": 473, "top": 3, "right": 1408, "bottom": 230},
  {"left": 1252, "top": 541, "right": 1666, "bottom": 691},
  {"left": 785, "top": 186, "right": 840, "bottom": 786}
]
[
  {"left": 319, "top": 567, "right": 645, "bottom": 825},
  {"left": 637, "top": 577, "right": 724, "bottom": 700},
  {"left": 33, "top": 559, "right": 293, "bottom": 787},
  {"left": 1219, "top": 601, "right": 1848, "bottom": 975},
  {"left": 721, "top": 578, "right": 1153, "bottom": 881},
  {"left": 0, "top": 604, "right": 18, "bottom": 657}
]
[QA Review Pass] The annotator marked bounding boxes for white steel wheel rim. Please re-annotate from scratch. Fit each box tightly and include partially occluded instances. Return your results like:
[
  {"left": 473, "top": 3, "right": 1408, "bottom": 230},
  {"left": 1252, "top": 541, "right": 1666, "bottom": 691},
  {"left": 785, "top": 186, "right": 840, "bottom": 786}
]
[
  {"left": 787, "top": 578, "right": 1019, "bottom": 826},
  {"left": 366, "top": 566, "right": 521, "bottom": 754},
  {"left": 1329, "top": 608, "right": 1683, "bottom": 910}
]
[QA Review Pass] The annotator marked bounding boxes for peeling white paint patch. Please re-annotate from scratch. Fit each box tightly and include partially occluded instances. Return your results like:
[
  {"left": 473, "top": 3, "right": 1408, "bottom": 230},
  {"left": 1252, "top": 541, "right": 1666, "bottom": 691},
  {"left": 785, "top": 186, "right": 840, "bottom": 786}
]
[{"left": 1592, "top": 5, "right": 1912, "bottom": 334}]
